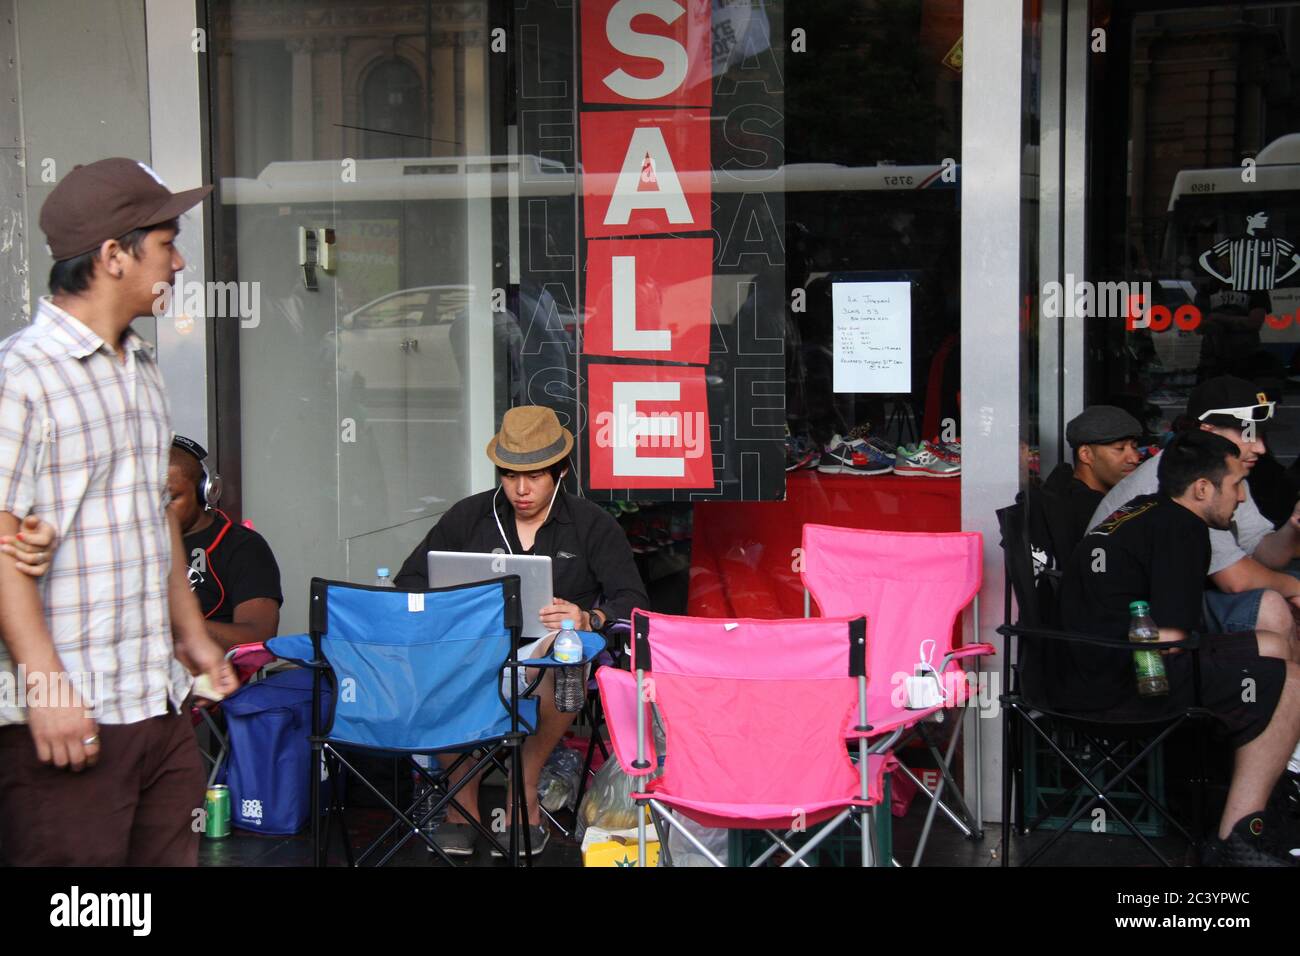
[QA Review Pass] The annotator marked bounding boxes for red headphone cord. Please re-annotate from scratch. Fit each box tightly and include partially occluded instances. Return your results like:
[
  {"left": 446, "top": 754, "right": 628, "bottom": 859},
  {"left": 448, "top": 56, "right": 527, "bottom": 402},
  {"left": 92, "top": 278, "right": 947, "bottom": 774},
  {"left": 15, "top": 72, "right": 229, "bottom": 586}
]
[{"left": 200, "top": 509, "right": 234, "bottom": 620}]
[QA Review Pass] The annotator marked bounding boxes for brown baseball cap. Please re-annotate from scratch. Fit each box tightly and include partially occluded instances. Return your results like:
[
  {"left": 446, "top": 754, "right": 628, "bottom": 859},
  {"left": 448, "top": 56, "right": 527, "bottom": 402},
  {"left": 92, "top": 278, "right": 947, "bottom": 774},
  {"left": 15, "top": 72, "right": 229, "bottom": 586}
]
[{"left": 39, "top": 157, "right": 213, "bottom": 261}]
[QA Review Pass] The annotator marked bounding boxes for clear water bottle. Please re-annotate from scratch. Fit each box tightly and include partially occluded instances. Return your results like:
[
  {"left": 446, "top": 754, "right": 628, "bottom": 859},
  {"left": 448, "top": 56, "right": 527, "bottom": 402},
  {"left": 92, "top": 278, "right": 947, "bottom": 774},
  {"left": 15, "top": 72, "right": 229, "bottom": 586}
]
[
  {"left": 553, "top": 618, "right": 585, "bottom": 713},
  {"left": 1128, "top": 600, "right": 1168, "bottom": 697},
  {"left": 375, "top": 567, "right": 394, "bottom": 587},
  {"left": 411, "top": 756, "right": 445, "bottom": 844}
]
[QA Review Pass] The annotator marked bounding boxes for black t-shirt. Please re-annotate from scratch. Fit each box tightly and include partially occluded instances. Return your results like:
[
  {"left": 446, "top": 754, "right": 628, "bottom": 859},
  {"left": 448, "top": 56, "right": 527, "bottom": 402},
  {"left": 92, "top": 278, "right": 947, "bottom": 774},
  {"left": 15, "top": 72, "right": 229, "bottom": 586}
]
[
  {"left": 1054, "top": 493, "right": 1210, "bottom": 711},
  {"left": 393, "top": 489, "right": 649, "bottom": 633},
  {"left": 184, "top": 516, "right": 284, "bottom": 624},
  {"left": 1246, "top": 452, "right": 1297, "bottom": 527},
  {"left": 1042, "top": 463, "right": 1104, "bottom": 559}
]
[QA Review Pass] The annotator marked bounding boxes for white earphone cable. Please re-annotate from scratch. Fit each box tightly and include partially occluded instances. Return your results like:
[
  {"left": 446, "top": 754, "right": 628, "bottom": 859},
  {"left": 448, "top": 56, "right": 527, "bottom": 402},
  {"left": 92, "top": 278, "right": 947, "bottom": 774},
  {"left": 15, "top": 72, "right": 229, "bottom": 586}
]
[{"left": 494, "top": 472, "right": 565, "bottom": 554}]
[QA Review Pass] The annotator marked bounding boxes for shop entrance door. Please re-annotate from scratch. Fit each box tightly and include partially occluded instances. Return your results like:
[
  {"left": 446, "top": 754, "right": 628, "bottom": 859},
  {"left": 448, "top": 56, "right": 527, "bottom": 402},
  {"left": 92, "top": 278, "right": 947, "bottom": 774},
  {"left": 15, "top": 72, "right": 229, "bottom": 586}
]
[{"left": 209, "top": 5, "right": 499, "bottom": 628}]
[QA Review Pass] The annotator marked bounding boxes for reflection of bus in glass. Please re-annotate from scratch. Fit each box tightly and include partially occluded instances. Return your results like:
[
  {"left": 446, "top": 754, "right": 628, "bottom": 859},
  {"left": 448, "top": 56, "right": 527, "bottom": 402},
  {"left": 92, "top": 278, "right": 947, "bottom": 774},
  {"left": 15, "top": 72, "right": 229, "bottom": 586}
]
[
  {"left": 1137, "top": 136, "right": 1300, "bottom": 394},
  {"left": 222, "top": 155, "right": 962, "bottom": 439},
  {"left": 1161, "top": 134, "right": 1300, "bottom": 351},
  {"left": 1150, "top": 135, "right": 1300, "bottom": 456}
]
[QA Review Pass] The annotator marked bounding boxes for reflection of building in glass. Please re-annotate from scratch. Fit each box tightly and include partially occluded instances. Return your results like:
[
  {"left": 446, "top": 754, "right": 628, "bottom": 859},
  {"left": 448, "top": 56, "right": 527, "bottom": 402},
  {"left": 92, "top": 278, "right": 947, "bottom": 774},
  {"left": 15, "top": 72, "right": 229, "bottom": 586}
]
[
  {"left": 1125, "top": 8, "right": 1300, "bottom": 268},
  {"left": 1089, "top": 5, "right": 1300, "bottom": 440},
  {"left": 211, "top": 1, "right": 489, "bottom": 177}
]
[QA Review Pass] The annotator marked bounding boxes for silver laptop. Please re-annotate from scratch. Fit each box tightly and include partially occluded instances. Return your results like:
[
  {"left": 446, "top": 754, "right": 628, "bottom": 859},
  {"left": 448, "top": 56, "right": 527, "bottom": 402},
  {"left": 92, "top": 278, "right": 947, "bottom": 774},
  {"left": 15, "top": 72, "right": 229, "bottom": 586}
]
[{"left": 426, "top": 550, "right": 554, "bottom": 640}]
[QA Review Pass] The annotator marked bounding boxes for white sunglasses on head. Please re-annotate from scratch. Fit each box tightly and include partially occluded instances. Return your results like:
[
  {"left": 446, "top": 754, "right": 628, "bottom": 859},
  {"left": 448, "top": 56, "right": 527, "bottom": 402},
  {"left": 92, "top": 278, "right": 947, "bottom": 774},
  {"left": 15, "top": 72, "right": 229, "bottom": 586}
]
[{"left": 1197, "top": 401, "right": 1275, "bottom": 424}]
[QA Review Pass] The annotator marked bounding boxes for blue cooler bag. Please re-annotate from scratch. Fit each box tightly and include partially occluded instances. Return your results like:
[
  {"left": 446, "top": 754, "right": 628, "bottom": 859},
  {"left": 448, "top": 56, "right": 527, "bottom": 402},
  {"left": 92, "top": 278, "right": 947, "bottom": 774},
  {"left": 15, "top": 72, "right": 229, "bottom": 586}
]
[{"left": 221, "top": 668, "right": 330, "bottom": 835}]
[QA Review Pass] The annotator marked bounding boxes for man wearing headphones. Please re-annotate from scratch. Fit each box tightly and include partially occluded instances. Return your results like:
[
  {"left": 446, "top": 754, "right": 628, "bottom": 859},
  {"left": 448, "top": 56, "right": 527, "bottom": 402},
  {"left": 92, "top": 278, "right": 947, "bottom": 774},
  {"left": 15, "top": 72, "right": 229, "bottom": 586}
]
[
  {"left": 394, "top": 405, "right": 647, "bottom": 857},
  {"left": 167, "top": 436, "right": 282, "bottom": 652}
]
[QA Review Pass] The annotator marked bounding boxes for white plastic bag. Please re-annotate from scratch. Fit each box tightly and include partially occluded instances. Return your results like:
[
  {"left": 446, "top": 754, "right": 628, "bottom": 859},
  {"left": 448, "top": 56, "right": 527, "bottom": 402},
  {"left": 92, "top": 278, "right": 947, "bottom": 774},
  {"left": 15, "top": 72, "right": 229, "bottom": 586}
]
[
  {"left": 662, "top": 810, "right": 729, "bottom": 866},
  {"left": 576, "top": 755, "right": 640, "bottom": 841}
]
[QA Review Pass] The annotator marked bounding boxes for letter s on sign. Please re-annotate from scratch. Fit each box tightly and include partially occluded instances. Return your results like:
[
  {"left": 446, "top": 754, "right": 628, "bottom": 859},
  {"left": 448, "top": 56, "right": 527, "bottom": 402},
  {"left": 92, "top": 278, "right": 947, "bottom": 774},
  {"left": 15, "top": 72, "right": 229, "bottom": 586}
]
[{"left": 603, "top": 0, "right": 689, "bottom": 101}]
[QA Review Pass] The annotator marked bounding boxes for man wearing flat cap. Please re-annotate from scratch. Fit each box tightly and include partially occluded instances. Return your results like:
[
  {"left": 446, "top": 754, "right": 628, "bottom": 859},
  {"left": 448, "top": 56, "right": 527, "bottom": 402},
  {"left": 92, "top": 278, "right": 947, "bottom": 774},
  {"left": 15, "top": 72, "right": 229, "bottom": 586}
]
[
  {"left": 1088, "top": 375, "right": 1300, "bottom": 820},
  {"left": 0, "top": 158, "right": 236, "bottom": 865},
  {"left": 1043, "top": 405, "right": 1143, "bottom": 552},
  {"left": 395, "top": 404, "right": 647, "bottom": 857},
  {"left": 1090, "top": 376, "right": 1300, "bottom": 641}
]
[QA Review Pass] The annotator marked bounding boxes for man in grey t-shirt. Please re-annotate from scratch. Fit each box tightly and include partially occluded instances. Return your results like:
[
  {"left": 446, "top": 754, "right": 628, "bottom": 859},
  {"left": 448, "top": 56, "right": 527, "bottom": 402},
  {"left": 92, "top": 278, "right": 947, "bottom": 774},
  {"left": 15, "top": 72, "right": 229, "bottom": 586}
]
[{"left": 1089, "top": 377, "right": 1300, "bottom": 645}]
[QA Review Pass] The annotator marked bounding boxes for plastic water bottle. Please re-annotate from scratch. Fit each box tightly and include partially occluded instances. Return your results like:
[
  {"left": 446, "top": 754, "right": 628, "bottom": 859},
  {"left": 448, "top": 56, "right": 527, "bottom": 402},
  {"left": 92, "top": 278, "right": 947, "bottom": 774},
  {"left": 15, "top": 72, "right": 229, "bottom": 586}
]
[
  {"left": 411, "top": 755, "right": 445, "bottom": 842},
  {"left": 553, "top": 619, "right": 585, "bottom": 713},
  {"left": 1128, "top": 601, "right": 1168, "bottom": 697},
  {"left": 375, "top": 567, "right": 394, "bottom": 587}
]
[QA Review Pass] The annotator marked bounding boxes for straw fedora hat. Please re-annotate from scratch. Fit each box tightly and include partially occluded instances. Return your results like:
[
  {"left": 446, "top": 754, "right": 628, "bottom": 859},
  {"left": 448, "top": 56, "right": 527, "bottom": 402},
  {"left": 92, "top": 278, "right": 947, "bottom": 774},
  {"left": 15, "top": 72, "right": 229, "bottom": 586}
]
[{"left": 485, "top": 406, "right": 574, "bottom": 471}]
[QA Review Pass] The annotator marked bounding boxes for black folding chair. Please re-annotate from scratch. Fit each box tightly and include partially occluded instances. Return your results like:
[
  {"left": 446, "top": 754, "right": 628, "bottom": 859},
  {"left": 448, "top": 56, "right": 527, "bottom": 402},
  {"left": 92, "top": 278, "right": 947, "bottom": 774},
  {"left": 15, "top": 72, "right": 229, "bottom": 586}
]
[
  {"left": 996, "top": 497, "right": 1213, "bottom": 867},
  {"left": 576, "top": 621, "right": 630, "bottom": 800}
]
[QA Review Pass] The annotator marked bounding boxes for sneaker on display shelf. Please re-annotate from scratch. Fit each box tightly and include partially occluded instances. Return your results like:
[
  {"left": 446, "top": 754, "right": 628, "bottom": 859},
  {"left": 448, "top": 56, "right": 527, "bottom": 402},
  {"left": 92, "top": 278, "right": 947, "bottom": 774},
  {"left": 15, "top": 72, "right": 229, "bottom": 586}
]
[
  {"left": 924, "top": 438, "right": 962, "bottom": 471},
  {"left": 784, "top": 433, "right": 822, "bottom": 472},
  {"left": 846, "top": 424, "right": 899, "bottom": 460},
  {"left": 817, "top": 435, "right": 894, "bottom": 476},
  {"left": 894, "top": 443, "right": 961, "bottom": 478}
]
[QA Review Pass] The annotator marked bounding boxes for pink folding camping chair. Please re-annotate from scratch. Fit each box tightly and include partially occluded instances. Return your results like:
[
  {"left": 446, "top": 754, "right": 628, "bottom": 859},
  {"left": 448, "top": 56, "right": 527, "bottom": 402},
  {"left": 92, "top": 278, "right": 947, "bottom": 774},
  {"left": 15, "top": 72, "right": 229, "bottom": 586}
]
[
  {"left": 192, "top": 642, "right": 277, "bottom": 787},
  {"left": 800, "top": 525, "right": 992, "bottom": 865},
  {"left": 597, "top": 610, "right": 896, "bottom": 867}
]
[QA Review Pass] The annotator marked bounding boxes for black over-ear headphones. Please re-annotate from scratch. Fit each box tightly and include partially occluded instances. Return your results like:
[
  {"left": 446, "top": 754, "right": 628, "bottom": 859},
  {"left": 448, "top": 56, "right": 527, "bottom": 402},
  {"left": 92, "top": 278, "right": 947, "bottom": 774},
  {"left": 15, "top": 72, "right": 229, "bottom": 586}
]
[{"left": 171, "top": 434, "right": 223, "bottom": 510}]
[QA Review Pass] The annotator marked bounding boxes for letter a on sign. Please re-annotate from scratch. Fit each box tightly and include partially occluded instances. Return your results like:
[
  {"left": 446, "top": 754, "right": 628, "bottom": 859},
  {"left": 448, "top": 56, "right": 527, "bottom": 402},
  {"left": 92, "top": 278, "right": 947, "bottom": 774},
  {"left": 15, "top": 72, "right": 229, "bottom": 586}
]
[
  {"left": 580, "top": 111, "right": 711, "bottom": 237},
  {"left": 581, "top": 0, "right": 712, "bottom": 107},
  {"left": 582, "top": 237, "right": 713, "bottom": 364}
]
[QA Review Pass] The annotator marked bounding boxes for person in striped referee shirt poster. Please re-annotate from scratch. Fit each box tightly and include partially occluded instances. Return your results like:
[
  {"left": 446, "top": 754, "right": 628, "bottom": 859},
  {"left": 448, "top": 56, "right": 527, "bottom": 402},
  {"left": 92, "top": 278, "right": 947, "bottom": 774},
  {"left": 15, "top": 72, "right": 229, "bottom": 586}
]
[{"left": 1200, "top": 212, "right": 1300, "bottom": 293}]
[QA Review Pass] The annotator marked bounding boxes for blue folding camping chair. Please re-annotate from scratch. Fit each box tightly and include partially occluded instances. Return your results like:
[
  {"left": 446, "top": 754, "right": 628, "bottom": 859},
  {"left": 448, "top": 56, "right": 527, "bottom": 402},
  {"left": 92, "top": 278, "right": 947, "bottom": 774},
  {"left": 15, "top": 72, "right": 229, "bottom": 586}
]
[{"left": 267, "top": 575, "right": 604, "bottom": 867}]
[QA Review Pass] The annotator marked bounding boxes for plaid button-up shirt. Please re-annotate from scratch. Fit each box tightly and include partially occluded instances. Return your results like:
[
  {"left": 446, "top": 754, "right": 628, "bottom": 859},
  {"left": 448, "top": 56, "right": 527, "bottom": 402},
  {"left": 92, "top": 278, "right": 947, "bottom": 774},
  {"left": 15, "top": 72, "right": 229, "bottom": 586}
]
[{"left": 0, "top": 297, "right": 190, "bottom": 725}]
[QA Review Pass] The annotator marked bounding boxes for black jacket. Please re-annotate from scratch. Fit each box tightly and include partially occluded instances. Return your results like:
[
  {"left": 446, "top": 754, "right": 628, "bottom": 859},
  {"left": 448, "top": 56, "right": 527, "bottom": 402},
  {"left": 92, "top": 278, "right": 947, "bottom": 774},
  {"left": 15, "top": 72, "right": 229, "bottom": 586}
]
[
  {"left": 394, "top": 489, "right": 648, "bottom": 628},
  {"left": 1042, "top": 463, "right": 1104, "bottom": 559}
]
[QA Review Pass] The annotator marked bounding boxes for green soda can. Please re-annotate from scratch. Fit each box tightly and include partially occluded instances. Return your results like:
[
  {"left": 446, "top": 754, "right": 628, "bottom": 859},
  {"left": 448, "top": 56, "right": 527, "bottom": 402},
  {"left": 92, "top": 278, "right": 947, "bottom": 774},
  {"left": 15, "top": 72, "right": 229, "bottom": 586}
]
[
  {"left": 205, "top": 785, "right": 231, "bottom": 839},
  {"left": 1128, "top": 601, "right": 1169, "bottom": 697}
]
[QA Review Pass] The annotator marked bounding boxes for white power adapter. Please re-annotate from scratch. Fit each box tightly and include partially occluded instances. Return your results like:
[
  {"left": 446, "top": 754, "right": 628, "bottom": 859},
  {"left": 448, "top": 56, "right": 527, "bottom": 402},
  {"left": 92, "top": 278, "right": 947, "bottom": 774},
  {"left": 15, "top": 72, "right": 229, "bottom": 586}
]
[
  {"left": 905, "top": 640, "right": 949, "bottom": 709},
  {"left": 905, "top": 667, "right": 945, "bottom": 709}
]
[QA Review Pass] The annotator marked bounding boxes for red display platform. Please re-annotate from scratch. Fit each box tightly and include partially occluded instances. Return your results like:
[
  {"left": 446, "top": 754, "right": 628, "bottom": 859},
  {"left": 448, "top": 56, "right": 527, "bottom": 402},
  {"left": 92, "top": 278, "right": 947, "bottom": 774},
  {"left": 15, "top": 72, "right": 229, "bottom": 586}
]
[{"left": 688, "top": 471, "right": 961, "bottom": 618}]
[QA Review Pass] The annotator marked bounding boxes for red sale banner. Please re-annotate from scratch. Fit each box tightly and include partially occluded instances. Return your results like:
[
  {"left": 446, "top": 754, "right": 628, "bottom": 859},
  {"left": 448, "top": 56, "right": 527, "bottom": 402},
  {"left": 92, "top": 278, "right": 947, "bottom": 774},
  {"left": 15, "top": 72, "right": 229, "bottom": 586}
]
[
  {"left": 586, "top": 363, "right": 713, "bottom": 489},
  {"left": 579, "top": 108, "right": 711, "bottom": 238},
  {"left": 582, "top": 236, "right": 713, "bottom": 364},
  {"left": 580, "top": 0, "right": 712, "bottom": 107}
]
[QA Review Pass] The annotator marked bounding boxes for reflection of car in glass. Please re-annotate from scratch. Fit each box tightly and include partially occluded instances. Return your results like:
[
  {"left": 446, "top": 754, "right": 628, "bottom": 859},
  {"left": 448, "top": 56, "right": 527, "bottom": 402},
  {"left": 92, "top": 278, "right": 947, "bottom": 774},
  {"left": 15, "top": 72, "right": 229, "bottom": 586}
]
[{"left": 339, "top": 286, "right": 469, "bottom": 402}]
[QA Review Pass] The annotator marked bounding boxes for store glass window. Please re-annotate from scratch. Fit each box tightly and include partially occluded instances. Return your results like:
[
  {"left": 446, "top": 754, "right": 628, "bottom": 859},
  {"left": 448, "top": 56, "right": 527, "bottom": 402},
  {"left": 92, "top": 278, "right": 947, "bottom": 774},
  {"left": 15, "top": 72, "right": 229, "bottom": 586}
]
[
  {"left": 1086, "top": 0, "right": 1300, "bottom": 494},
  {"left": 210, "top": 1, "right": 964, "bottom": 629}
]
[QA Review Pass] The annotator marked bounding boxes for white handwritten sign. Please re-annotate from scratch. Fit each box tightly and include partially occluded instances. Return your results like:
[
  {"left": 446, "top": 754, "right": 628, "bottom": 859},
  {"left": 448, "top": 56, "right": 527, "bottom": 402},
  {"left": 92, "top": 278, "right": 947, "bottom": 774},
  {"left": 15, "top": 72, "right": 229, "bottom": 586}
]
[{"left": 831, "top": 281, "right": 911, "bottom": 393}]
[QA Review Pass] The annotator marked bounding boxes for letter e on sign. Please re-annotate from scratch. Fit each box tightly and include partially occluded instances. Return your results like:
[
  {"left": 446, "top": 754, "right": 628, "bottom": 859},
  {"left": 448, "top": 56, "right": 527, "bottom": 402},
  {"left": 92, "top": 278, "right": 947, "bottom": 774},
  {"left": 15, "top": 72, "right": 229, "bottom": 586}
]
[{"left": 586, "top": 363, "right": 713, "bottom": 489}]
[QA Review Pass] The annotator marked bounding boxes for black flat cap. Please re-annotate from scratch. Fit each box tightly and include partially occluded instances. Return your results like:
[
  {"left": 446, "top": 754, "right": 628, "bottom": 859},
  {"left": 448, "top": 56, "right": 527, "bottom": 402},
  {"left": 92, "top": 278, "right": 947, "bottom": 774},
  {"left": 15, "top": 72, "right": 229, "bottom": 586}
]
[{"left": 1066, "top": 405, "right": 1143, "bottom": 447}]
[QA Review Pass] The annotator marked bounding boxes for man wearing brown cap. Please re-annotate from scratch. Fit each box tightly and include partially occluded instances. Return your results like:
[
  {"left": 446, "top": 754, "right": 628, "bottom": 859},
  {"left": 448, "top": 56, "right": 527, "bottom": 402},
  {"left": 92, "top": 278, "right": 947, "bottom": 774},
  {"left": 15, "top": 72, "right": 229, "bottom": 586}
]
[
  {"left": 0, "top": 158, "right": 237, "bottom": 865},
  {"left": 395, "top": 405, "right": 648, "bottom": 856}
]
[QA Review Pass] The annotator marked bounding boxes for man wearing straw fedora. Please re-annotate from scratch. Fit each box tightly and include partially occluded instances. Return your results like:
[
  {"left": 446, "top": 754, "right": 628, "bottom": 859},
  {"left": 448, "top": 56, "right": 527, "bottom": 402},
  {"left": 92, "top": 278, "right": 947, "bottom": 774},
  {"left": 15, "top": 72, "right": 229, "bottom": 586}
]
[{"left": 395, "top": 405, "right": 647, "bottom": 856}]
